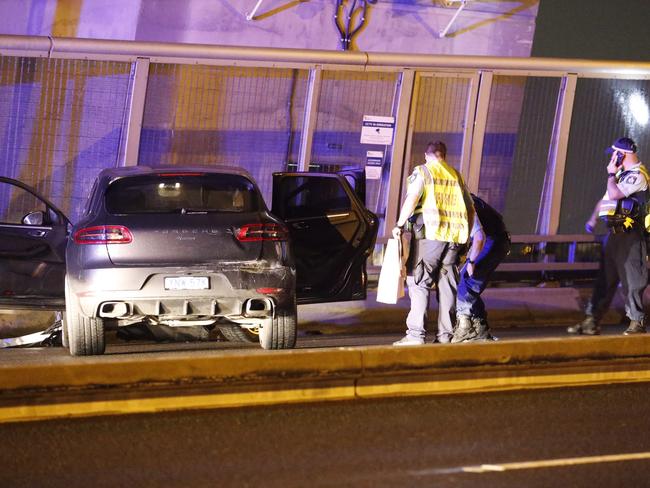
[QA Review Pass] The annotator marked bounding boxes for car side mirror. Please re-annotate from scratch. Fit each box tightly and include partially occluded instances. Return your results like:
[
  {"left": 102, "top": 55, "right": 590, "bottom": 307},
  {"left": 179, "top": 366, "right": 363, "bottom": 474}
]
[{"left": 22, "top": 210, "right": 45, "bottom": 226}]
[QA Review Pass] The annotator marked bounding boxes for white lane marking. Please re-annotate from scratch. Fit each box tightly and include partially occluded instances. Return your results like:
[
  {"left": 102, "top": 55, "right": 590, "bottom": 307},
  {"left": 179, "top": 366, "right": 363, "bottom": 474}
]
[{"left": 410, "top": 452, "right": 650, "bottom": 476}]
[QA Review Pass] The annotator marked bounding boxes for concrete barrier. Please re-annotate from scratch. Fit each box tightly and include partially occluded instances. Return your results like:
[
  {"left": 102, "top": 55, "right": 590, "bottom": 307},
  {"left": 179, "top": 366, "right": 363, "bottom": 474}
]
[{"left": 1, "top": 335, "right": 650, "bottom": 424}]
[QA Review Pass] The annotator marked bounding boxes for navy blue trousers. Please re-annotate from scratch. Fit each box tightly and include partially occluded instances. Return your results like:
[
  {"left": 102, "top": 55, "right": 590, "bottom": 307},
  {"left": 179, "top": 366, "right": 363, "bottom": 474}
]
[{"left": 456, "top": 234, "right": 510, "bottom": 319}]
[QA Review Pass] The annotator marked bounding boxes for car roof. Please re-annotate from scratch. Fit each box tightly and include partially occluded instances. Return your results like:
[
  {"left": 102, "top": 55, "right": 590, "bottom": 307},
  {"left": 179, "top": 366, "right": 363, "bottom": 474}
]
[{"left": 95, "top": 166, "right": 257, "bottom": 186}]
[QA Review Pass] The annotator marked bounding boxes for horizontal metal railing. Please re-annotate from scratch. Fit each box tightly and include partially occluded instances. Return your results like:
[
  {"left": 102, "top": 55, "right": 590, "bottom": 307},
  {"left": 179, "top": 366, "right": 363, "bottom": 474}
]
[
  {"left": 371, "top": 233, "right": 605, "bottom": 276},
  {"left": 2, "top": 35, "right": 650, "bottom": 77}
]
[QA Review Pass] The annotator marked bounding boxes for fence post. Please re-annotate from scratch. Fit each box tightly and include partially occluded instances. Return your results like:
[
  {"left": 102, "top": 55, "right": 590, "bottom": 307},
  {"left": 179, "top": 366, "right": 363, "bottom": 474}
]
[
  {"left": 537, "top": 74, "right": 577, "bottom": 234},
  {"left": 119, "top": 57, "right": 150, "bottom": 167},
  {"left": 465, "top": 70, "right": 492, "bottom": 193},
  {"left": 383, "top": 69, "right": 415, "bottom": 238},
  {"left": 298, "top": 66, "right": 322, "bottom": 172}
]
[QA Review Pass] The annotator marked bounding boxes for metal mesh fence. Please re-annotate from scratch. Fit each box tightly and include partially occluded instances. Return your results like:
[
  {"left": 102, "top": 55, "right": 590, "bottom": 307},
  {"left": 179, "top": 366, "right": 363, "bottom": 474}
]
[
  {"left": 139, "top": 64, "right": 308, "bottom": 204},
  {"left": 559, "top": 77, "right": 650, "bottom": 233},
  {"left": 0, "top": 56, "right": 131, "bottom": 222},
  {"left": 479, "top": 75, "right": 560, "bottom": 233},
  {"left": 408, "top": 75, "right": 472, "bottom": 174},
  {"left": 310, "top": 70, "right": 398, "bottom": 215},
  {"left": 1, "top": 44, "right": 648, "bottom": 241}
]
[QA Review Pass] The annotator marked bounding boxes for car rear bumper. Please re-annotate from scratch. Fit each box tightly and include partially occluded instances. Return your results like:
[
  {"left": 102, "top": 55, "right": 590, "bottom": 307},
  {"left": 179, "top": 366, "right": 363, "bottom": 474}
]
[{"left": 67, "top": 264, "right": 295, "bottom": 322}]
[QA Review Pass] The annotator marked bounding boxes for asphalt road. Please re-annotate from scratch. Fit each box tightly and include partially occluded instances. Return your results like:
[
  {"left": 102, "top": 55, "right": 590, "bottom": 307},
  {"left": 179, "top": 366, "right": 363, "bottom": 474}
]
[{"left": 2, "top": 382, "right": 649, "bottom": 488}]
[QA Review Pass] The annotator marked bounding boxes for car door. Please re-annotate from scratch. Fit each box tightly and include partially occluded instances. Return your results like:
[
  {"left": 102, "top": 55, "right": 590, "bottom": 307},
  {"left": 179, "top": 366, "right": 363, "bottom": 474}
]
[
  {"left": 0, "top": 177, "right": 69, "bottom": 310},
  {"left": 272, "top": 172, "right": 378, "bottom": 304}
]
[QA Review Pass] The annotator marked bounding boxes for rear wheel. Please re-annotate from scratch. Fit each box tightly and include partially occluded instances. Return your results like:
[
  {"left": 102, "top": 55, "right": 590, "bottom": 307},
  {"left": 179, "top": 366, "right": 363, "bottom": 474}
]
[
  {"left": 259, "top": 303, "right": 297, "bottom": 350},
  {"left": 68, "top": 314, "right": 106, "bottom": 356},
  {"left": 61, "top": 315, "right": 69, "bottom": 349},
  {"left": 66, "top": 278, "right": 105, "bottom": 356}
]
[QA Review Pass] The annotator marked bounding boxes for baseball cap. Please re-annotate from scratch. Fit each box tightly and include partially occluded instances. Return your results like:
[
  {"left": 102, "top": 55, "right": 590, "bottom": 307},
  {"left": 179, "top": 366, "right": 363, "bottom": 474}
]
[{"left": 606, "top": 137, "right": 637, "bottom": 154}]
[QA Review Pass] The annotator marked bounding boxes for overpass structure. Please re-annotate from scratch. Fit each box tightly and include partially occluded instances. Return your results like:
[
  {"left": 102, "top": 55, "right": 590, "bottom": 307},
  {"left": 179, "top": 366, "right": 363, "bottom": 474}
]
[{"left": 2, "top": 34, "right": 650, "bottom": 276}]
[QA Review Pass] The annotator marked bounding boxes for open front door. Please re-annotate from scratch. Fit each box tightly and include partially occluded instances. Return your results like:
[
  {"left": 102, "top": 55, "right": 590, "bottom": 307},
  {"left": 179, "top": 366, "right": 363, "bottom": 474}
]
[
  {"left": 0, "top": 177, "right": 69, "bottom": 310},
  {"left": 272, "top": 173, "right": 377, "bottom": 304}
]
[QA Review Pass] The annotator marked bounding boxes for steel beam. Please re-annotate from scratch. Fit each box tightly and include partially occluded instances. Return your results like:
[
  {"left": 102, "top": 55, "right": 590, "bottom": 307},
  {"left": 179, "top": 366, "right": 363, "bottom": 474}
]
[
  {"left": 383, "top": 69, "right": 416, "bottom": 237},
  {"left": 537, "top": 74, "right": 578, "bottom": 234},
  {"left": 119, "top": 57, "right": 150, "bottom": 167},
  {"left": 298, "top": 66, "right": 322, "bottom": 172},
  {"left": 2, "top": 35, "right": 650, "bottom": 76},
  {"left": 465, "top": 70, "right": 492, "bottom": 192}
]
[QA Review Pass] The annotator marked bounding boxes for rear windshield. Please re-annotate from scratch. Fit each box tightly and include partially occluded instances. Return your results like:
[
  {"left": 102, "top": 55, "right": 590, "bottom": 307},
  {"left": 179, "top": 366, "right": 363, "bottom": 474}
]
[{"left": 105, "top": 173, "right": 261, "bottom": 214}]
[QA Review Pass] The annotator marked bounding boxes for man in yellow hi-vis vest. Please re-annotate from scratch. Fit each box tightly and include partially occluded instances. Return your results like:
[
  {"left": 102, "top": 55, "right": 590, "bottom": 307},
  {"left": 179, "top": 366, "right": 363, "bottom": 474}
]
[{"left": 392, "top": 141, "right": 473, "bottom": 345}]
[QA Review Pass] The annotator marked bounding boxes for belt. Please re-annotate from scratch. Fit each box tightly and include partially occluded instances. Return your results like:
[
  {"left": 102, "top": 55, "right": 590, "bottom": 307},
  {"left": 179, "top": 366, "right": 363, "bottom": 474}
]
[{"left": 609, "top": 225, "right": 640, "bottom": 234}]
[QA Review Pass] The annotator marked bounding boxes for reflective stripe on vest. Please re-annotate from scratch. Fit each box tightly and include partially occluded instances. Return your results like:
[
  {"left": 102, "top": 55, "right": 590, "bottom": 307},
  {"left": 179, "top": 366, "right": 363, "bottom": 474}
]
[{"left": 416, "top": 161, "right": 470, "bottom": 243}]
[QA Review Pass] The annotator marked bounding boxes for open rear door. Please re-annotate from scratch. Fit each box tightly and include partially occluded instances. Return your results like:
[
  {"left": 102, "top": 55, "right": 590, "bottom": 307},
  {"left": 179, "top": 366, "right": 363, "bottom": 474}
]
[{"left": 272, "top": 173, "right": 377, "bottom": 304}]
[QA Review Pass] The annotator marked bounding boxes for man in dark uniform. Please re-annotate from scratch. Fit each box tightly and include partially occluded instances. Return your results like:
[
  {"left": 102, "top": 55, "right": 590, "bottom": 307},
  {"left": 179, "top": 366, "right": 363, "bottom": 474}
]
[
  {"left": 569, "top": 137, "right": 649, "bottom": 336},
  {"left": 451, "top": 194, "right": 510, "bottom": 343}
]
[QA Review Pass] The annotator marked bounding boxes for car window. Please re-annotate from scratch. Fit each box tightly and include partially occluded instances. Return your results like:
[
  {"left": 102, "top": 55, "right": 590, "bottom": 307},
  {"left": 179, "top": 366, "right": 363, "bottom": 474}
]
[
  {"left": 281, "top": 176, "right": 351, "bottom": 219},
  {"left": 0, "top": 181, "right": 48, "bottom": 225},
  {"left": 105, "top": 174, "right": 260, "bottom": 214}
]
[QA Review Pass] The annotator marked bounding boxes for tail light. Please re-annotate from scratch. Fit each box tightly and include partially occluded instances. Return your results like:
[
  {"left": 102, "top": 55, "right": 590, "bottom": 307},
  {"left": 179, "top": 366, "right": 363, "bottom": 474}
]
[
  {"left": 74, "top": 225, "right": 133, "bottom": 245},
  {"left": 236, "top": 223, "right": 288, "bottom": 242},
  {"left": 256, "top": 287, "right": 285, "bottom": 295}
]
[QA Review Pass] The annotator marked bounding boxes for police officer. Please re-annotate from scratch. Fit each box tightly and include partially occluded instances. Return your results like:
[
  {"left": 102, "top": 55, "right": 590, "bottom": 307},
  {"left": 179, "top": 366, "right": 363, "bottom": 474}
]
[
  {"left": 452, "top": 194, "right": 510, "bottom": 343},
  {"left": 392, "top": 141, "right": 473, "bottom": 345},
  {"left": 569, "top": 137, "right": 649, "bottom": 336}
]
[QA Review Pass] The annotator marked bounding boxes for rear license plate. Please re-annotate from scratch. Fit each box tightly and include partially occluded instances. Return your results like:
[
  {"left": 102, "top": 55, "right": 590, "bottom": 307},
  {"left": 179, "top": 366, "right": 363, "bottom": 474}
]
[{"left": 164, "top": 276, "right": 210, "bottom": 290}]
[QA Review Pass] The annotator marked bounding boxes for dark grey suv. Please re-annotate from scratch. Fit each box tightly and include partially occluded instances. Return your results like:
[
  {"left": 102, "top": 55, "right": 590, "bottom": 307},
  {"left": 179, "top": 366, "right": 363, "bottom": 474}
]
[{"left": 0, "top": 167, "right": 377, "bottom": 355}]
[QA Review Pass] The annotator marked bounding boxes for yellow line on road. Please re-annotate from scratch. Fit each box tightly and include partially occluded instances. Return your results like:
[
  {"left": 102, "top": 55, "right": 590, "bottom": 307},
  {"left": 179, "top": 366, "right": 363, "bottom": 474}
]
[
  {"left": 356, "top": 368, "right": 650, "bottom": 398},
  {"left": 1, "top": 367, "right": 649, "bottom": 424},
  {"left": 410, "top": 452, "right": 650, "bottom": 476},
  {"left": 463, "top": 451, "right": 650, "bottom": 473},
  {"left": 0, "top": 384, "right": 355, "bottom": 424}
]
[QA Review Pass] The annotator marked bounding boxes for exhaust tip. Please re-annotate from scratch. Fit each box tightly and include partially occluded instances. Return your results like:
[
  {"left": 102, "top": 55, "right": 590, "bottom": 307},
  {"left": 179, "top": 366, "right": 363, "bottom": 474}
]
[
  {"left": 244, "top": 298, "right": 272, "bottom": 318},
  {"left": 99, "top": 302, "right": 129, "bottom": 318}
]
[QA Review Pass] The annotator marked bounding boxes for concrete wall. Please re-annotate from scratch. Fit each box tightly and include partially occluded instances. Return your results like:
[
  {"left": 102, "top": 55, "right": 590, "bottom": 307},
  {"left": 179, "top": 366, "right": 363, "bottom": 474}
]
[
  {"left": 1, "top": 0, "right": 538, "bottom": 57},
  {"left": 532, "top": 0, "right": 650, "bottom": 61}
]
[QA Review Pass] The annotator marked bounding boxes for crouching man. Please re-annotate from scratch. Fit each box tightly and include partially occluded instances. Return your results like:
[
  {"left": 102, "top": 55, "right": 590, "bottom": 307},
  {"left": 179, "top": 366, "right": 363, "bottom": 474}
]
[{"left": 452, "top": 194, "right": 510, "bottom": 343}]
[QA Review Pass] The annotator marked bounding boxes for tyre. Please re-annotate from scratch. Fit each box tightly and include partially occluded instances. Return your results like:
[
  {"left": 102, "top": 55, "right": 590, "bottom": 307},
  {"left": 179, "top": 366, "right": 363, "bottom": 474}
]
[
  {"left": 61, "top": 315, "right": 69, "bottom": 349},
  {"left": 65, "top": 278, "right": 105, "bottom": 356},
  {"left": 259, "top": 302, "right": 297, "bottom": 350},
  {"left": 63, "top": 278, "right": 73, "bottom": 350},
  {"left": 218, "top": 325, "right": 258, "bottom": 343},
  {"left": 68, "top": 312, "right": 106, "bottom": 356}
]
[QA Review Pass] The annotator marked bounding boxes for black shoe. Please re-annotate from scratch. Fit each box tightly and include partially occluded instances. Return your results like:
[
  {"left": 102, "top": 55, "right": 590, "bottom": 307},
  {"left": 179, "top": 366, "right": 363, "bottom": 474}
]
[
  {"left": 568, "top": 317, "right": 600, "bottom": 335},
  {"left": 623, "top": 320, "right": 646, "bottom": 335}
]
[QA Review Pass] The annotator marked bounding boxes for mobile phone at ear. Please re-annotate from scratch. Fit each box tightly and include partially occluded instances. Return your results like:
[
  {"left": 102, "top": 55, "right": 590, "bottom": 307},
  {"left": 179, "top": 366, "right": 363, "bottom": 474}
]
[{"left": 615, "top": 151, "right": 624, "bottom": 166}]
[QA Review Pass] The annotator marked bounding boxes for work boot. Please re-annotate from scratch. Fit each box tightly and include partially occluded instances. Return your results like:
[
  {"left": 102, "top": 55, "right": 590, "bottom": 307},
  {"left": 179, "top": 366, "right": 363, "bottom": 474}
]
[
  {"left": 567, "top": 316, "right": 600, "bottom": 335},
  {"left": 623, "top": 320, "right": 646, "bottom": 335},
  {"left": 451, "top": 315, "right": 477, "bottom": 343},
  {"left": 471, "top": 317, "right": 495, "bottom": 341}
]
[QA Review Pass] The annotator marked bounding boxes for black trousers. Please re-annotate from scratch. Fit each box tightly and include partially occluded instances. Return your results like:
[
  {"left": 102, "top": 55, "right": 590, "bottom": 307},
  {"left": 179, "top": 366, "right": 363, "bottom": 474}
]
[{"left": 586, "top": 229, "right": 647, "bottom": 322}]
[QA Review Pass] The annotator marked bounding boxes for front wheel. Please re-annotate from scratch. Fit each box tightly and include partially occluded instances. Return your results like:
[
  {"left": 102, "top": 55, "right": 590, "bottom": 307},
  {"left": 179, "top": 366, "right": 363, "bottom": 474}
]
[
  {"left": 259, "top": 303, "right": 297, "bottom": 350},
  {"left": 218, "top": 326, "right": 258, "bottom": 343}
]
